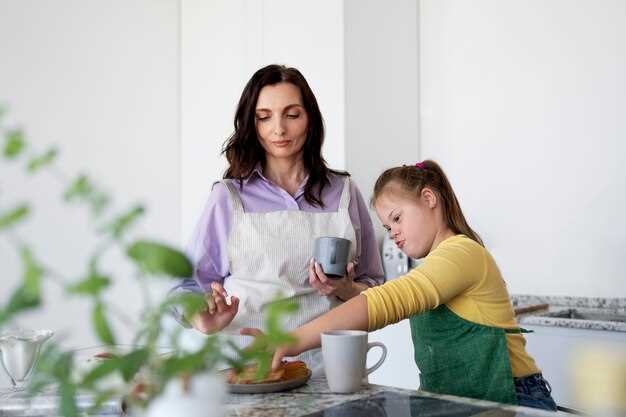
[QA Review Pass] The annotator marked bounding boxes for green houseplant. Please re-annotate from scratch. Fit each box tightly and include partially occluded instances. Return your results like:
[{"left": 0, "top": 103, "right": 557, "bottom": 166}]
[{"left": 0, "top": 107, "right": 297, "bottom": 416}]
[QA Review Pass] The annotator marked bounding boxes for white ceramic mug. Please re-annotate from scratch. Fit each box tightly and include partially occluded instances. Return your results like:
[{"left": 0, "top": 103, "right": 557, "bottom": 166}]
[{"left": 321, "top": 330, "right": 387, "bottom": 393}]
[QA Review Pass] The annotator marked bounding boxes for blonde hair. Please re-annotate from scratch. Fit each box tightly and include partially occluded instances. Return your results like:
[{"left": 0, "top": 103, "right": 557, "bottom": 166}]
[{"left": 371, "top": 160, "right": 483, "bottom": 246}]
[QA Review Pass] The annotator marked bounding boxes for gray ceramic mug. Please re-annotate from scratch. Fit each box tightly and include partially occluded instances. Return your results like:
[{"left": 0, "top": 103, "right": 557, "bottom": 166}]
[{"left": 313, "top": 237, "right": 351, "bottom": 279}]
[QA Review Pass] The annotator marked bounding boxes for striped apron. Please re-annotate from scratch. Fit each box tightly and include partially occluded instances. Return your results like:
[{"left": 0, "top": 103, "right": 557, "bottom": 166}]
[{"left": 221, "top": 176, "right": 357, "bottom": 376}]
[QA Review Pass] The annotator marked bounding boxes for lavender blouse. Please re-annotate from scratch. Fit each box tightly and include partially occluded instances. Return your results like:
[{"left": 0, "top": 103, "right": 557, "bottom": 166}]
[{"left": 174, "top": 167, "right": 384, "bottom": 294}]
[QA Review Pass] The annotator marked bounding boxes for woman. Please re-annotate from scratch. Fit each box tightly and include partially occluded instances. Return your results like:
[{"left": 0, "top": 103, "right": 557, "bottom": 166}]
[{"left": 174, "top": 64, "right": 384, "bottom": 373}]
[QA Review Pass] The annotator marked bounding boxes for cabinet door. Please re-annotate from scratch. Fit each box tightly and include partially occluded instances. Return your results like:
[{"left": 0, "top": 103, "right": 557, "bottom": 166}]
[{"left": 523, "top": 324, "right": 626, "bottom": 408}]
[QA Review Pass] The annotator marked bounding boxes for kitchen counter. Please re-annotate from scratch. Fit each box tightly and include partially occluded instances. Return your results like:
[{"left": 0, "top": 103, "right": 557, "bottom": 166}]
[
  {"left": 1, "top": 377, "right": 565, "bottom": 417},
  {"left": 512, "top": 294, "right": 626, "bottom": 332},
  {"left": 223, "top": 377, "right": 561, "bottom": 417}
]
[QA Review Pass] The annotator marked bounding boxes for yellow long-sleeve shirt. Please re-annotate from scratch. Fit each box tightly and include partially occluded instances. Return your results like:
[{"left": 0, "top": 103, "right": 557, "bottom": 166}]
[{"left": 362, "top": 234, "right": 539, "bottom": 377}]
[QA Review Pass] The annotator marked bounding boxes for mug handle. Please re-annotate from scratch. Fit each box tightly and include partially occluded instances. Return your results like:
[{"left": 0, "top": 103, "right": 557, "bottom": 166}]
[{"left": 365, "top": 342, "right": 387, "bottom": 375}]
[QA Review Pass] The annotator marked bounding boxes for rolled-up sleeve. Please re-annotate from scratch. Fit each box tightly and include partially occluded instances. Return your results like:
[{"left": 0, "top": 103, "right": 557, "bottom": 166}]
[
  {"left": 348, "top": 181, "right": 385, "bottom": 288},
  {"left": 168, "top": 279, "right": 204, "bottom": 327}
]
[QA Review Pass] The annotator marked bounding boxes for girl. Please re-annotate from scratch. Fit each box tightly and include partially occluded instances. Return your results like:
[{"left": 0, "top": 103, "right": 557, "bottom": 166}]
[{"left": 267, "top": 160, "right": 557, "bottom": 411}]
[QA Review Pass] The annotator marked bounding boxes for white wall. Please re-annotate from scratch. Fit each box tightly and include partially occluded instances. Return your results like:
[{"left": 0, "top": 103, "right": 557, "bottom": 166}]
[
  {"left": 345, "top": 0, "right": 420, "bottom": 390},
  {"left": 0, "top": 0, "right": 180, "bottom": 359},
  {"left": 344, "top": 0, "right": 420, "bottom": 218},
  {"left": 420, "top": 0, "right": 626, "bottom": 298},
  {"left": 180, "top": 0, "right": 346, "bottom": 241}
]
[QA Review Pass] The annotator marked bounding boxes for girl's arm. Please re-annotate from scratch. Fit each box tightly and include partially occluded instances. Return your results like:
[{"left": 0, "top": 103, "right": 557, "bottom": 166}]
[{"left": 271, "top": 294, "right": 369, "bottom": 370}]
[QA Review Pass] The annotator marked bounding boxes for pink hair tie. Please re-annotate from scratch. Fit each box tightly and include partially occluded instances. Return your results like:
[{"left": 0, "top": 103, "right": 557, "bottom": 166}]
[{"left": 415, "top": 162, "right": 426, "bottom": 169}]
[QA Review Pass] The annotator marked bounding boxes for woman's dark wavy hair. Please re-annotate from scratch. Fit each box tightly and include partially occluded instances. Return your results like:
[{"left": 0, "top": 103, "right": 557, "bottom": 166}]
[{"left": 221, "top": 64, "right": 348, "bottom": 208}]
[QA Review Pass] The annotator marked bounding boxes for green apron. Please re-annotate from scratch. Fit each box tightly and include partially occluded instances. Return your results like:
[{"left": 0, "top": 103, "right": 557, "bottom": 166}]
[{"left": 409, "top": 304, "right": 530, "bottom": 405}]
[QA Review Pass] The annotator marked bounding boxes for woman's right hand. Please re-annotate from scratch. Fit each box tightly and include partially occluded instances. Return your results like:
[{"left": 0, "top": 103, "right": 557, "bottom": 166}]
[{"left": 190, "top": 282, "right": 239, "bottom": 334}]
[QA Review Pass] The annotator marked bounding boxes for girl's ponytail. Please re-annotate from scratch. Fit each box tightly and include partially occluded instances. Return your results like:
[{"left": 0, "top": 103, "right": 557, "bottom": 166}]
[{"left": 372, "top": 160, "right": 483, "bottom": 246}]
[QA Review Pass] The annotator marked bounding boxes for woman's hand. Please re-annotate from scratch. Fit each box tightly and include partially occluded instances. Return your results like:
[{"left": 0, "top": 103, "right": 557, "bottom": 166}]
[
  {"left": 309, "top": 260, "right": 364, "bottom": 301},
  {"left": 190, "top": 282, "right": 239, "bottom": 334}
]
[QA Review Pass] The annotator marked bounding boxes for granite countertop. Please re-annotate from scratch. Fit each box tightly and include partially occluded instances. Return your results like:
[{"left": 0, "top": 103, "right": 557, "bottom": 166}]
[
  {"left": 512, "top": 294, "right": 626, "bottom": 332},
  {"left": 1, "top": 377, "right": 565, "bottom": 417},
  {"left": 222, "top": 377, "right": 562, "bottom": 417}
]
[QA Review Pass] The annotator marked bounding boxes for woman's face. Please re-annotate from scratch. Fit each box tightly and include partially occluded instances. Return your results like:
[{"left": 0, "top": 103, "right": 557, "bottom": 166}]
[
  {"left": 255, "top": 82, "right": 309, "bottom": 161},
  {"left": 374, "top": 184, "right": 439, "bottom": 259}
]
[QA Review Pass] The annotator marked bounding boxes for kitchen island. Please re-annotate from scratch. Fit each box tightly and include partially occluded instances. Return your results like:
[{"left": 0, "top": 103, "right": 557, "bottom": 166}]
[
  {"left": 1, "top": 376, "right": 564, "bottom": 417},
  {"left": 224, "top": 377, "right": 560, "bottom": 417}
]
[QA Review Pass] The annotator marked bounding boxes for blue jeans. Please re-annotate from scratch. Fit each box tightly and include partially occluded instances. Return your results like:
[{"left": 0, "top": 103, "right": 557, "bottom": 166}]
[{"left": 514, "top": 373, "right": 558, "bottom": 411}]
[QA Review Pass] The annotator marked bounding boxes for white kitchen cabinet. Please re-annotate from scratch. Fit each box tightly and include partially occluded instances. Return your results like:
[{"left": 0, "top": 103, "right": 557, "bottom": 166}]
[
  {"left": 522, "top": 324, "right": 626, "bottom": 408},
  {"left": 367, "top": 319, "right": 421, "bottom": 390},
  {"left": 367, "top": 319, "right": 626, "bottom": 408}
]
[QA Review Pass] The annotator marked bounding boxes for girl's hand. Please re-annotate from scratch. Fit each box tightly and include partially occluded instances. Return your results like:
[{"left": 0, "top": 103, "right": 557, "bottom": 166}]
[
  {"left": 309, "top": 260, "right": 359, "bottom": 301},
  {"left": 240, "top": 328, "right": 303, "bottom": 371},
  {"left": 190, "top": 282, "right": 239, "bottom": 334},
  {"left": 272, "top": 344, "right": 298, "bottom": 371}
]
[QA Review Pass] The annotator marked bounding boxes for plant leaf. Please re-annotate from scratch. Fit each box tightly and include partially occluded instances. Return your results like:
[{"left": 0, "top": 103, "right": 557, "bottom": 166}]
[
  {"left": 66, "top": 274, "right": 111, "bottom": 296},
  {"left": 21, "top": 246, "right": 44, "bottom": 294},
  {"left": 52, "top": 351, "right": 74, "bottom": 382},
  {"left": 0, "top": 247, "right": 44, "bottom": 325},
  {"left": 126, "top": 240, "right": 193, "bottom": 278},
  {"left": 66, "top": 258, "right": 110, "bottom": 296},
  {"left": 90, "top": 192, "right": 110, "bottom": 216},
  {"left": 81, "top": 358, "right": 119, "bottom": 387},
  {"left": 101, "top": 205, "right": 145, "bottom": 239},
  {"left": 159, "top": 352, "right": 206, "bottom": 380},
  {"left": 163, "top": 292, "right": 206, "bottom": 319},
  {"left": 253, "top": 351, "right": 273, "bottom": 380},
  {"left": 59, "top": 382, "right": 79, "bottom": 417},
  {"left": 27, "top": 147, "right": 58, "bottom": 174},
  {"left": 92, "top": 302, "right": 116, "bottom": 345},
  {"left": 64, "top": 175, "right": 92, "bottom": 202},
  {"left": 118, "top": 348, "right": 149, "bottom": 382},
  {"left": 63, "top": 174, "right": 110, "bottom": 216},
  {"left": 265, "top": 297, "right": 299, "bottom": 336},
  {"left": 0, "top": 204, "right": 30, "bottom": 230},
  {"left": 3, "top": 129, "right": 25, "bottom": 159},
  {"left": 0, "top": 285, "right": 41, "bottom": 325}
]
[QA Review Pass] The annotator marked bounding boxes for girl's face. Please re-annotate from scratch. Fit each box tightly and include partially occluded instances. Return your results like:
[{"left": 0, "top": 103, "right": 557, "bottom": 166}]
[
  {"left": 255, "top": 82, "right": 309, "bottom": 161},
  {"left": 374, "top": 184, "right": 439, "bottom": 259}
]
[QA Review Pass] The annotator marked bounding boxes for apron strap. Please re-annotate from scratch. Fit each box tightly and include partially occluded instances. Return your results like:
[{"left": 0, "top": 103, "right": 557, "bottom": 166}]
[
  {"left": 504, "top": 327, "right": 534, "bottom": 334},
  {"left": 338, "top": 177, "right": 352, "bottom": 210},
  {"left": 222, "top": 180, "right": 244, "bottom": 214}
]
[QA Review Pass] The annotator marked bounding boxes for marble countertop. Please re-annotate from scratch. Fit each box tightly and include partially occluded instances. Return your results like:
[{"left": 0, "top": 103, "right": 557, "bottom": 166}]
[
  {"left": 222, "top": 377, "right": 562, "bottom": 417},
  {"left": 512, "top": 294, "right": 626, "bottom": 332},
  {"left": 1, "top": 377, "right": 565, "bottom": 417}
]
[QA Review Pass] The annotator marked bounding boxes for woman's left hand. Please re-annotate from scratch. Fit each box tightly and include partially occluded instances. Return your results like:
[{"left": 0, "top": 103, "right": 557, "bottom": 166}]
[{"left": 309, "top": 260, "right": 360, "bottom": 301}]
